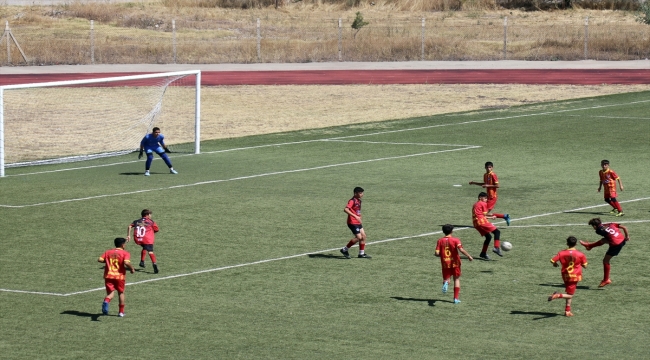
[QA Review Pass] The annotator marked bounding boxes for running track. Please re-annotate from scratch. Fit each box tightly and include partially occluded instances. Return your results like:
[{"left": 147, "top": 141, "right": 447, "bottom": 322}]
[{"left": 3, "top": 69, "right": 650, "bottom": 85}]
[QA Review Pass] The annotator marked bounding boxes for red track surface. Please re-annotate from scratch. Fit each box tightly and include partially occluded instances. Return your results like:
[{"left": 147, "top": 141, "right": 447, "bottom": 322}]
[{"left": 2, "top": 69, "right": 650, "bottom": 86}]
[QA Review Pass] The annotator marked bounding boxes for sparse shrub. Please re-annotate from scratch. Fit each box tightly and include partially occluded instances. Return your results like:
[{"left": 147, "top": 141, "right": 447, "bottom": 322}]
[{"left": 351, "top": 11, "right": 369, "bottom": 39}]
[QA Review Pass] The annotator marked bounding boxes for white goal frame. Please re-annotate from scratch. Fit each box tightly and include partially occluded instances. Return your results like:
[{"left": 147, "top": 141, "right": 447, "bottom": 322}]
[{"left": 0, "top": 70, "right": 201, "bottom": 177}]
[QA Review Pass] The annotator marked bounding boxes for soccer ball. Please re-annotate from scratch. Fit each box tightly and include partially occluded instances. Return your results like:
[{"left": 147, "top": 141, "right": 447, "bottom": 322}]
[{"left": 501, "top": 241, "right": 513, "bottom": 251}]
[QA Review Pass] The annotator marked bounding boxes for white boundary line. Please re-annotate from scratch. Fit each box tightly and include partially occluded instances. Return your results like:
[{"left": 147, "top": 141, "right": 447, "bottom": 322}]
[
  {"left": 0, "top": 145, "right": 480, "bottom": 208},
  {"left": 2, "top": 198, "right": 648, "bottom": 297},
  {"left": 6, "top": 97, "right": 650, "bottom": 177}
]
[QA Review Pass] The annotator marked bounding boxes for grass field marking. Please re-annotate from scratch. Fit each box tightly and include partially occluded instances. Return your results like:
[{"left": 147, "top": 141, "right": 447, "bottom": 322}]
[
  {"left": 567, "top": 114, "right": 650, "bottom": 120},
  {"left": 3, "top": 209, "right": 648, "bottom": 297},
  {"left": 323, "top": 140, "right": 477, "bottom": 147},
  {"left": 0, "top": 146, "right": 480, "bottom": 208}
]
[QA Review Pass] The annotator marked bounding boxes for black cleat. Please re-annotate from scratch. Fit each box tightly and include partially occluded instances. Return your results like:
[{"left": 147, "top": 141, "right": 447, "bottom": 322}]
[
  {"left": 340, "top": 249, "right": 351, "bottom": 259},
  {"left": 479, "top": 252, "right": 490, "bottom": 260},
  {"left": 152, "top": 263, "right": 159, "bottom": 274},
  {"left": 492, "top": 247, "right": 503, "bottom": 257},
  {"left": 357, "top": 253, "right": 372, "bottom": 259},
  {"left": 139, "top": 261, "right": 145, "bottom": 268}
]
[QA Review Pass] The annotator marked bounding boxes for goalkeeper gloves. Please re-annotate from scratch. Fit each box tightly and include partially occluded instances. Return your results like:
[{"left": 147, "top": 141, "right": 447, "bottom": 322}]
[
  {"left": 138, "top": 150, "right": 143, "bottom": 159},
  {"left": 164, "top": 147, "right": 172, "bottom": 153}
]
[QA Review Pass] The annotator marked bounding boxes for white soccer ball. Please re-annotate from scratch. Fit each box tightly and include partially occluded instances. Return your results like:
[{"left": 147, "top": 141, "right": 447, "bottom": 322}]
[{"left": 501, "top": 241, "right": 513, "bottom": 251}]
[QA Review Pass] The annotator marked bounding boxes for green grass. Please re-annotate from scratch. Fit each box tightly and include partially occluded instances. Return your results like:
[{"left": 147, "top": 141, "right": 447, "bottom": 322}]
[{"left": 1, "top": 91, "right": 649, "bottom": 359}]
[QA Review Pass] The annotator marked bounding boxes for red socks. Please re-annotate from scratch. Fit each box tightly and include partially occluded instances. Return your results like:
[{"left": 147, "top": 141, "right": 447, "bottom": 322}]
[
  {"left": 149, "top": 252, "right": 157, "bottom": 263},
  {"left": 104, "top": 297, "right": 111, "bottom": 303},
  {"left": 565, "top": 305, "right": 571, "bottom": 312},
  {"left": 454, "top": 287, "right": 460, "bottom": 299},
  {"left": 604, "top": 263, "right": 611, "bottom": 281},
  {"left": 119, "top": 304, "right": 125, "bottom": 313},
  {"left": 493, "top": 213, "right": 505, "bottom": 218},
  {"left": 346, "top": 240, "right": 355, "bottom": 248},
  {"left": 494, "top": 240, "right": 500, "bottom": 249},
  {"left": 141, "top": 250, "right": 146, "bottom": 262},
  {"left": 613, "top": 202, "right": 623, "bottom": 212}
]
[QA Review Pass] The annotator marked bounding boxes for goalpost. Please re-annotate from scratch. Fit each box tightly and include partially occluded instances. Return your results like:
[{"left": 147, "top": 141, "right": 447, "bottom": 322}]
[{"left": 0, "top": 70, "right": 201, "bottom": 177}]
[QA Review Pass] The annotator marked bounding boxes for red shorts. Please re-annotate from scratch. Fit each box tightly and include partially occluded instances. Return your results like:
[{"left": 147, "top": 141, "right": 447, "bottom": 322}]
[
  {"left": 442, "top": 267, "right": 461, "bottom": 280},
  {"left": 564, "top": 281, "right": 578, "bottom": 295},
  {"left": 474, "top": 222, "right": 497, "bottom": 236},
  {"left": 604, "top": 190, "right": 617, "bottom": 199},
  {"left": 486, "top": 196, "right": 497, "bottom": 211},
  {"left": 105, "top": 278, "right": 126, "bottom": 294}
]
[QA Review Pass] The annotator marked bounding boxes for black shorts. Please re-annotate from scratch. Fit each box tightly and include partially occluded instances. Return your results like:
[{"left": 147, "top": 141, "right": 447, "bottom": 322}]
[
  {"left": 140, "top": 244, "right": 154, "bottom": 252},
  {"left": 606, "top": 241, "right": 626, "bottom": 257},
  {"left": 348, "top": 223, "right": 363, "bottom": 235}
]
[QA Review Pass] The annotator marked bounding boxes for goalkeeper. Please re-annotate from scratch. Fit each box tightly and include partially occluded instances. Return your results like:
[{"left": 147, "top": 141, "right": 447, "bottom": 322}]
[{"left": 139, "top": 127, "right": 178, "bottom": 176}]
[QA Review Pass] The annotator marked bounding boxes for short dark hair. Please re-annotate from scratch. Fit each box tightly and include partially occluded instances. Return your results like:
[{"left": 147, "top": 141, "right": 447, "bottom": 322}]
[
  {"left": 588, "top": 218, "right": 602, "bottom": 227},
  {"left": 114, "top": 237, "right": 127, "bottom": 247},
  {"left": 485, "top": 161, "right": 493, "bottom": 167},
  {"left": 353, "top": 187, "right": 364, "bottom": 194},
  {"left": 141, "top": 209, "right": 152, "bottom": 217},
  {"left": 601, "top": 159, "right": 609, "bottom": 166},
  {"left": 566, "top": 236, "right": 577, "bottom": 247},
  {"left": 152, "top": 127, "right": 161, "bottom": 132},
  {"left": 442, "top": 224, "right": 454, "bottom": 235},
  {"left": 478, "top": 192, "right": 488, "bottom": 198}
]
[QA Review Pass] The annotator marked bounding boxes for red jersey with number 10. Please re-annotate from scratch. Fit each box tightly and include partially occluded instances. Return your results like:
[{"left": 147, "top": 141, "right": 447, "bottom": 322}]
[
  {"left": 99, "top": 248, "right": 131, "bottom": 280},
  {"left": 551, "top": 248, "right": 587, "bottom": 283},
  {"left": 131, "top": 217, "right": 159, "bottom": 245},
  {"left": 346, "top": 198, "right": 362, "bottom": 225},
  {"left": 436, "top": 236, "right": 463, "bottom": 269}
]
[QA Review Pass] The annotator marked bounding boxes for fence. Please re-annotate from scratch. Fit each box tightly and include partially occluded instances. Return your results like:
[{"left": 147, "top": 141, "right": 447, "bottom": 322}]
[{"left": 2, "top": 15, "right": 650, "bottom": 65}]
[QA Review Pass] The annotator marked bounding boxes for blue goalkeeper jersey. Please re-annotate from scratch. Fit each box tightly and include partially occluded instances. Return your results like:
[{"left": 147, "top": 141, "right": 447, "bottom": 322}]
[{"left": 141, "top": 133, "right": 166, "bottom": 151}]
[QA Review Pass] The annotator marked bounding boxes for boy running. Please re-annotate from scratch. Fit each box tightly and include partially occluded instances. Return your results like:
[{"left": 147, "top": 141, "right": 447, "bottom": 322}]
[
  {"left": 473, "top": 192, "right": 508, "bottom": 259},
  {"left": 598, "top": 160, "right": 624, "bottom": 216},
  {"left": 435, "top": 224, "right": 473, "bottom": 304},
  {"left": 548, "top": 236, "right": 588, "bottom": 317},
  {"left": 98, "top": 237, "right": 135, "bottom": 317},
  {"left": 340, "top": 187, "right": 371, "bottom": 259},
  {"left": 579, "top": 218, "right": 629, "bottom": 288},
  {"left": 469, "top": 161, "right": 511, "bottom": 225},
  {"left": 127, "top": 209, "right": 160, "bottom": 274}
]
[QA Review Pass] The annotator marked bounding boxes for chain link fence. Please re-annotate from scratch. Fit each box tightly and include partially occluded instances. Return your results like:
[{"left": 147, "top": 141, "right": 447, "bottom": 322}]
[{"left": 2, "top": 15, "right": 650, "bottom": 65}]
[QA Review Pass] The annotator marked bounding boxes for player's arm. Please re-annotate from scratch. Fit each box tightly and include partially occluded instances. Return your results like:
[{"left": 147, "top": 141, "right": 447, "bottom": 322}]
[
  {"left": 617, "top": 177, "right": 624, "bottom": 191},
  {"left": 124, "top": 260, "right": 135, "bottom": 274},
  {"left": 469, "top": 181, "right": 484, "bottom": 186},
  {"left": 126, "top": 224, "right": 133, "bottom": 242},
  {"left": 619, "top": 225, "right": 629, "bottom": 241},
  {"left": 434, "top": 249, "right": 440, "bottom": 257},
  {"left": 344, "top": 207, "right": 361, "bottom": 222},
  {"left": 458, "top": 245, "right": 473, "bottom": 261},
  {"left": 98, "top": 256, "right": 105, "bottom": 264},
  {"left": 550, "top": 255, "right": 559, "bottom": 267},
  {"left": 484, "top": 182, "right": 499, "bottom": 189},
  {"left": 153, "top": 222, "right": 160, "bottom": 233}
]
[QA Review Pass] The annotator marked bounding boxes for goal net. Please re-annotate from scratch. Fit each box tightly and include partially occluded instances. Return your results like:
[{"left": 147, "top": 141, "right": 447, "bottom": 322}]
[{"left": 0, "top": 70, "right": 201, "bottom": 176}]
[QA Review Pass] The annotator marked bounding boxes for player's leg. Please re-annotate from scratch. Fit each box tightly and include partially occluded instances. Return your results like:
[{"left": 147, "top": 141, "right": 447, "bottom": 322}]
[
  {"left": 139, "top": 246, "right": 147, "bottom": 268},
  {"left": 609, "top": 196, "right": 624, "bottom": 216},
  {"left": 480, "top": 232, "right": 492, "bottom": 260},
  {"left": 102, "top": 281, "right": 116, "bottom": 315},
  {"left": 579, "top": 239, "right": 606, "bottom": 251},
  {"left": 441, "top": 268, "right": 450, "bottom": 294},
  {"left": 145, "top": 151, "right": 154, "bottom": 176},
  {"left": 452, "top": 271, "right": 461, "bottom": 303},
  {"left": 157, "top": 151, "right": 177, "bottom": 174},
  {"left": 356, "top": 229, "right": 371, "bottom": 258},
  {"left": 341, "top": 224, "right": 360, "bottom": 259},
  {"left": 491, "top": 229, "right": 503, "bottom": 257},
  {"left": 116, "top": 280, "right": 126, "bottom": 317},
  {"left": 144, "top": 244, "right": 158, "bottom": 273}
]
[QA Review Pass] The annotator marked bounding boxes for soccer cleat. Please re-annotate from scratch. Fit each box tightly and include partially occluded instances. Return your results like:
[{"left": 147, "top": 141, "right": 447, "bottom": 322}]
[
  {"left": 153, "top": 263, "right": 159, "bottom": 274},
  {"left": 102, "top": 301, "right": 109, "bottom": 315},
  {"left": 479, "top": 252, "right": 490, "bottom": 260},
  {"left": 504, "top": 214, "right": 511, "bottom": 226},
  {"left": 492, "top": 247, "right": 503, "bottom": 257},
  {"left": 599, "top": 279, "right": 612, "bottom": 288},
  {"left": 139, "top": 261, "right": 145, "bottom": 268},
  {"left": 564, "top": 311, "right": 574, "bottom": 317},
  {"left": 442, "top": 281, "right": 449, "bottom": 294},
  {"left": 170, "top": 169, "right": 178, "bottom": 174},
  {"left": 615, "top": 211, "right": 625, "bottom": 217},
  {"left": 609, "top": 208, "right": 618, "bottom": 214},
  {"left": 579, "top": 241, "right": 592, "bottom": 251},
  {"left": 144, "top": 170, "right": 150, "bottom": 176},
  {"left": 357, "top": 253, "right": 372, "bottom": 259},
  {"left": 340, "top": 249, "right": 350, "bottom": 259},
  {"left": 118, "top": 312, "right": 125, "bottom": 317},
  {"left": 548, "top": 291, "right": 561, "bottom": 302},
  {"left": 454, "top": 299, "right": 461, "bottom": 304}
]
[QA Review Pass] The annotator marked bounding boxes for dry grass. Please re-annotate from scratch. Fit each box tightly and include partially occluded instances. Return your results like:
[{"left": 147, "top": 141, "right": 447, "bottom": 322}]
[{"left": 0, "top": 2, "right": 648, "bottom": 64}]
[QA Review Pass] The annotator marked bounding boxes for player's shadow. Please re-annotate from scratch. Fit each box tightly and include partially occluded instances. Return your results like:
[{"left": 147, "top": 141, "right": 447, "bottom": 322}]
[
  {"left": 60, "top": 310, "right": 102, "bottom": 321},
  {"left": 538, "top": 283, "right": 591, "bottom": 290},
  {"left": 119, "top": 172, "right": 147, "bottom": 176},
  {"left": 445, "top": 224, "right": 474, "bottom": 229},
  {"left": 307, "top": 253, "right": 347, "bottom": 260},
  {"left": 391, "top": 296, "right": 454, "bottom": 306},
  {"left": 510, "top": 310, "right": 559, "bottom": 320}
]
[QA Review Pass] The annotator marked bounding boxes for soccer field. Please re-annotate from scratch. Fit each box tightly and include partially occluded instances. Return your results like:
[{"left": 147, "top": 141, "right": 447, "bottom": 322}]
[{"left": 1, "top": 91, "right": 649, "bottom": 359}]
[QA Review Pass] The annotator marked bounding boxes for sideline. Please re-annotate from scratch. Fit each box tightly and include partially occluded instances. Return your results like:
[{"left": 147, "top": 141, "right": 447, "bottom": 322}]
[{"left": 2, "top": 200, "right": 648, "bottom": 297}]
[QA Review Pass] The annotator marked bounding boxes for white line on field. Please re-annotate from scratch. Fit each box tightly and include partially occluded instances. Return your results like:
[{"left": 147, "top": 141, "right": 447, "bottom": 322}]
[
  {"left": 2, "top": 199, "right": 648, "bottom": 297},
  {"left": 566, "top": 114, "right": 650, "bottom": 120},
  {"left": 6, "top": 97, "right": 650, "bottom": 177},
  {"left": 0, "top": 146, "right": 480, "bottom": 208}
]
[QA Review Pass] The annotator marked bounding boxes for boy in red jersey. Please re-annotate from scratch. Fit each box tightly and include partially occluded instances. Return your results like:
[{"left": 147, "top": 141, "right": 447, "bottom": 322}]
[
  {"left": 579, "top": 218, "right": 629, "bottom": 288},
  {"left": 469, "top": 161, "right": 511, "bottom": 226},
  {"left": 548, "top": 236, "right": 588, "bottom": 317},
  {"left": 598, "top": 160, "right": 624, "bottom": 216},
  {"left": 98, "top": 237, "right": 135, "bottom": 317},
  {"left": 127, "top": 209, "right": 160, "bottom": 273},
  {"left": 473, "top": 192, "right": 507, "bottom": 259},
  {"left": 435, "top": 224, "right": 473, "bottom": 304},
  {"left": 340, "top": 187, "right": 371, "bottom": 259}
]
